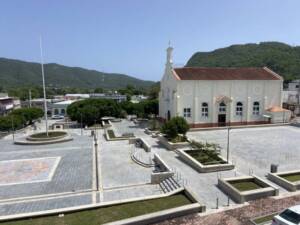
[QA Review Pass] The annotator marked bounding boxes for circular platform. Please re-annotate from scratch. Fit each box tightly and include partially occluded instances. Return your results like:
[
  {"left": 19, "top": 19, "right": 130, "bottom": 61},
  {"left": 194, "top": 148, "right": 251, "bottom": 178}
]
[{"left": 14, "top": 131, "right": 73, "bottom": 145}]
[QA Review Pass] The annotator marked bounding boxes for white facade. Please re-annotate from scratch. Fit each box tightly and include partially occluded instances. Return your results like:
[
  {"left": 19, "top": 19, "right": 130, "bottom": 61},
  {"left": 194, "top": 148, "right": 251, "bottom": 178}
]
[{"left": 159, "top": 46, "right": 286, "bottom": 127}]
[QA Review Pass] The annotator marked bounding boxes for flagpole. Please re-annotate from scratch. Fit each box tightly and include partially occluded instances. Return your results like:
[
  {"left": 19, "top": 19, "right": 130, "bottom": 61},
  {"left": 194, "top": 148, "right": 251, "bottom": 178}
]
[{"left": 39, "top": 36, "right": 48, "bottom": 136}]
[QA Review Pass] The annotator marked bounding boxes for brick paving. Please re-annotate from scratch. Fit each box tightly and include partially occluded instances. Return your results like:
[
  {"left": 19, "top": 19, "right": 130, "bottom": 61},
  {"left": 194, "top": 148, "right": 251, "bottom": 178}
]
[{"left": 157, "top": 194, "right": 300, "bottom": 225}]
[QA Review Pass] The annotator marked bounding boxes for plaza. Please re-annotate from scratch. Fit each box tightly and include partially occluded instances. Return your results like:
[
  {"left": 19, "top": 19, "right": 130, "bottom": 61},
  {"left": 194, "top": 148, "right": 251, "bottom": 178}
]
[{"left": 1, "top": 119, "right": 300, "bottom": 223}]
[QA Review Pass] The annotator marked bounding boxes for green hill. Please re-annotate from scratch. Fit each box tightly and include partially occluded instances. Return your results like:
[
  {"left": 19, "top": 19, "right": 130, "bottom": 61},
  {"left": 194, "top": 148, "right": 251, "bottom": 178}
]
[
  {"left": 0, "top": 58, "right": 154, "bottom": 89},
  {"left": 186, "top": 42, "right": 300, "bottom": 81}
]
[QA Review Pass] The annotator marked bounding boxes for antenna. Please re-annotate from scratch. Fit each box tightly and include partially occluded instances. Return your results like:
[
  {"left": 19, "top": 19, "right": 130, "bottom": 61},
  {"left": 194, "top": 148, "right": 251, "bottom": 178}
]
[{"left": 39, "top": 36, "right": 48, "bottom": 136}]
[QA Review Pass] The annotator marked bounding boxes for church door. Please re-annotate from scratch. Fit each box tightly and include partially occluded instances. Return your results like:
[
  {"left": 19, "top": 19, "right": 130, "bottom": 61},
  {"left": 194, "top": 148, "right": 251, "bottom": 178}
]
[
  {"left": 167, "top": 110, "right": 171, "bottom": 120},
  {"left": 218, "top": 114, "right": 226, "bottom": 126}
]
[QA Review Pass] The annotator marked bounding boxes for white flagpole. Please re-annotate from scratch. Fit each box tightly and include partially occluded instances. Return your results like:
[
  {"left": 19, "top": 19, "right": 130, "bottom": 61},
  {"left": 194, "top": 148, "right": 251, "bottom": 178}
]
[{"left": 39, "top": 36, "right": 48, "bottom": 136}]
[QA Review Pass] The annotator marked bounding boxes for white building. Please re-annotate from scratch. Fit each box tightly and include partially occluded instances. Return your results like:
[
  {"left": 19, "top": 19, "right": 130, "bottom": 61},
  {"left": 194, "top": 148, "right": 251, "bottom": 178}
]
[
  {"left": 159, "top": 46, "right": 290, "bottom": 127},
  {"left": 52, "top": 100, "right": 76, "bottom": 116}
]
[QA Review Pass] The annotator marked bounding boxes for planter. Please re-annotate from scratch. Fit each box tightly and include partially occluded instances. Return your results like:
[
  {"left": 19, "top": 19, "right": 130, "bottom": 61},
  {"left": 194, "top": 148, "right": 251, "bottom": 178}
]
[
  {"left": 268, "top": 170, "right": 300, "bottom": 192},
  {"left": 177, "top": 149, "right": 234, "bottom": 173},
  {"left": 158, "top": 135, "right": 190, "bottom": 150},
  {"left": 26, "top": 131, "right": 68, "bottom": 142},
  {"left": 105, "top": 129, "right": 135, "bottom": 141},
  {"left": 129, "top": 138, "right": 151, "bottom": 152},
  {"left": 151, "top": 154, "right": 174, "bottom": 184},
  {"left": 218, "top": 175, "right": 279, "bottom": 203}
]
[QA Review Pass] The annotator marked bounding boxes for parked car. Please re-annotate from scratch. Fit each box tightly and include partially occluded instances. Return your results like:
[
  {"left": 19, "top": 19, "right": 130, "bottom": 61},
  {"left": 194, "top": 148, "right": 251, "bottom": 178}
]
[
  {"left": 51, "top": 115, "right": 64, "bottom": 120},
  {"left": 272, "top": 205, "right": 300, "bottom": 225}
]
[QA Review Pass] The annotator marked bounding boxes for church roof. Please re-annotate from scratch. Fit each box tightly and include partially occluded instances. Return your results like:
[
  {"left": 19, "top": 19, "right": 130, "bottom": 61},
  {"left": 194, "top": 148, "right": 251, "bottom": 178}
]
[{"left": 172, "top": 67, "right": 282, "bottom": 81}]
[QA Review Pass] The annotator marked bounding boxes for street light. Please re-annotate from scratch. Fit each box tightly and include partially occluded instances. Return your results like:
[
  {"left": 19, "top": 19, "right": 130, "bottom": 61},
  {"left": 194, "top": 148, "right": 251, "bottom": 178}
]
[{"left": 226, "top": 127, "right": 231, "bottom": 162}]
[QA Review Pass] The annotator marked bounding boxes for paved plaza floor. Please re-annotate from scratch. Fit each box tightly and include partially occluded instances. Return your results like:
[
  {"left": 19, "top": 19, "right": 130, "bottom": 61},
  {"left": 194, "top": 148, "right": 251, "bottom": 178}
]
[{"left": 1, "top": 120, "right": 300, "bottom": 219}]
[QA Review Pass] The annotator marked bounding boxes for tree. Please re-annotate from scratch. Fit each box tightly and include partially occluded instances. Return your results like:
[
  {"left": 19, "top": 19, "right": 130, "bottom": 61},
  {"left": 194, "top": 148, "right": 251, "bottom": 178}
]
[
  {"left": 67, "top": 99, "right": 121, "bottom": 126},
  {"left": 11, "top": 108, "right": 43, "bottom": 124},
  {"left": 161, "top": 116, "right": 189, "bottom": 139}
]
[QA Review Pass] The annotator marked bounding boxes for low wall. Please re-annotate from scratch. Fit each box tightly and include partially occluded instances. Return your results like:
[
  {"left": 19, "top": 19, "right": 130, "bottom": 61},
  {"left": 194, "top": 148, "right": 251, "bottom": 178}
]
[
  {"left": 177, "top": 149, "right": 234, "bottom": 173},
  {"left": 0, "top": 188, "right": 204, "bottom": 225},
  {"left": 101, "top": 120, "right": 112, "bottom": 128},
  {"left": 218, "top": 175, "right": 279, "bottom": 203},
  {"left": 129, "top": 138, "right": 151, "bottom": 152},
  {"left": 268, "top": 170, "right": 300, "bottom": 192},
  {"left": 151, "top": 154, "right": 174, "bottom": 184},
  {"left": 158, "top": 135, "right": 190, "bottom": 150}
]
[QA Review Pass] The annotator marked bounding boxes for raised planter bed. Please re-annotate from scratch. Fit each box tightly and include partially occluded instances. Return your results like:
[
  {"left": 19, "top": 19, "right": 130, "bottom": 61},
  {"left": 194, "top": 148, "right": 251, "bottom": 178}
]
[
  {"left": 268, "top": 170, "right": 300, "bottom": 192},
  {"left": 177, "top": 149, "right": 234, "bottom": 173},
  {"left": 105, "top": 129, "right": 135, "bottom": 141},
  {"left": 158, "top": 135, "right": 190, "bottom": 150},
  {"left": 0, "top": 189, "right": 205, "bottom": 225},
  {"left": 26, "top": 131, "right": 68, "bottom": 141},
  {"left": 129, "top": 138, "right": 151, "bottom": 152},
  {"left": 218, "top": 175, "right": 279, "bottom": 203},
  {"left": 151, "top": 154, "right": 174, "bottom": 184}
]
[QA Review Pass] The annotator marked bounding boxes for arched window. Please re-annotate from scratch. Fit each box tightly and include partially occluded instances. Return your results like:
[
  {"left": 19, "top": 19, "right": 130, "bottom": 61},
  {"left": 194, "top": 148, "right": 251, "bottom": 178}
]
[
  {"left": 61, "top": 109, "right": 65, "bottom": 115},
  {"left": 219, "top": 102, "right": 226, "bottom": 113},
  {"left": 54, "top": 109, "right": 59, "bottom": 115},
  {"left": 236, "top": 102, "right": 243, "bottom": 116},
  {"left": 253, "top": 101, "right": 260, "bottom": 115},
  {"left": 201, "top": 102, "right": 208, "bottom": 117}
]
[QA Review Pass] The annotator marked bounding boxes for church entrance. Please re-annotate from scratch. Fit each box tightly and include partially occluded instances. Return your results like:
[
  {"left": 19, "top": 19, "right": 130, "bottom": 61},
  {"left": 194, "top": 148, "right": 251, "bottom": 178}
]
[
  {"left": 167, "top": 110, "right": 171, "bottom": 120},
  {"left": 218, "top": 114, "right": 226, "bottom": 126}
]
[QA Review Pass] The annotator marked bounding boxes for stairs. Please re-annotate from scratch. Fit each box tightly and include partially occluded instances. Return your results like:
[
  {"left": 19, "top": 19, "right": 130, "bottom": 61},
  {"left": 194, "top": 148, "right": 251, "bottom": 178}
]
[{"left": 159, "top": 176, "right": 181, "bottom": 193}]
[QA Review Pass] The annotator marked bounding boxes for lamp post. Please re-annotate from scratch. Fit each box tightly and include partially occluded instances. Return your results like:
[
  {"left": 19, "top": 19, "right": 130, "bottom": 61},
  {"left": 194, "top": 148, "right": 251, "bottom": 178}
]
[
  {"left": 39, "top": 36, "right": 48, "bottom": 136},
  {"left": 226, "top": 127, "right": 230, "bottom": 162}
]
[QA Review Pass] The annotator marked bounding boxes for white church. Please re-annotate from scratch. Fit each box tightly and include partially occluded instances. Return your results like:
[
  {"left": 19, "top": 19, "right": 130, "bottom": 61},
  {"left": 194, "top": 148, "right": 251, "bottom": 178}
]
[{"left": 159, "top": 46, "right": 291, "bottom": 128}]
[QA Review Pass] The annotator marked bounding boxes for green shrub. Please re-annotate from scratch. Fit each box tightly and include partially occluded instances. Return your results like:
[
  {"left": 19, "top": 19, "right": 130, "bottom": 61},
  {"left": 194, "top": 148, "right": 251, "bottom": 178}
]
[{"left": 161, "top": 117, "right": 189, "bottom": 139}]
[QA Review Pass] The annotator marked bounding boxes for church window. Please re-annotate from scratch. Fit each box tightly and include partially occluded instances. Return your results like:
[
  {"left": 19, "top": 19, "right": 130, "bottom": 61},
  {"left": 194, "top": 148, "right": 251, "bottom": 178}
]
[
  {"left": 253, "top": 102, "right": 260, "bottom": 115},
  {"left": 183, "top": 108, "right": 191, "bottom": 118},
  {"left": 236, "top": 102, "right": 243, "bottom": 116},
  {"left": 219, "top": 102, "right": 226, "bottom": 113},
  {"left": 201, "top": 102, "right": 208, "bottom": 117}
]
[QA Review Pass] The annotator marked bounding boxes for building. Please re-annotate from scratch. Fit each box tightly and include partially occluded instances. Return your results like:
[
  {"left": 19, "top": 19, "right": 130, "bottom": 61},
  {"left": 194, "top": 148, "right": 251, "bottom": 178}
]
[
  {"left": 0, "top": 93, "right": 14, "bottom": 115},
  {"left": 159, "top": 46, "right": 290, "bottom": 127},
  {"left": 52, "top": 100, "right": 76, "bottom": 116},
  {"left": 283, "top": 80, "right": 300, "bottom": 116},
  {"left": 130, "top": 95, "right": 148, "bottom": 103},
  {"left": 90, "top": 93, "right": 127, "bottom": 103},
  {"left": 65, "top": 94, "right": 90, "bottom": 100}
]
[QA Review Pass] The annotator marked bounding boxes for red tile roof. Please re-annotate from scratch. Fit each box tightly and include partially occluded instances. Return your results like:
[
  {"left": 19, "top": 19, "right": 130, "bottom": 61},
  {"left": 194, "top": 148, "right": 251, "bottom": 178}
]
[{"left": 172, "top": 67, "right": 282, "bottom": 81}]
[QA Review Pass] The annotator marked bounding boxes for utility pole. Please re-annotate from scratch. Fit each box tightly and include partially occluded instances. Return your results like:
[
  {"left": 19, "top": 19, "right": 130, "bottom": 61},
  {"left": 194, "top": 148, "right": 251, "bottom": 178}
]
[
  {"left": 80, "top": 113, "right": 83, "bottom": 136},
  {"left": 11, "top": 116, "right": 14, "bottom": 141},
  {"left": 39, "top": 36, "right": 48, "bottom": 136},
  {"left": 29, "top": 89, "right": 32, "bottom": 108},
  {"left": 227, "top": 127, "right": 230, "bottom": 162}
]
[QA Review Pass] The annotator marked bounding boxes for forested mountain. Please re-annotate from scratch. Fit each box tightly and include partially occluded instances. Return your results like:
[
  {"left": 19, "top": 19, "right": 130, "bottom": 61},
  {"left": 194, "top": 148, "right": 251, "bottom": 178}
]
[
  {"left": 0, "top": 58, "right": 154, "bottom": 89},
  {"left": 186, "top": 42, "right": 300, "bottom": 81}
]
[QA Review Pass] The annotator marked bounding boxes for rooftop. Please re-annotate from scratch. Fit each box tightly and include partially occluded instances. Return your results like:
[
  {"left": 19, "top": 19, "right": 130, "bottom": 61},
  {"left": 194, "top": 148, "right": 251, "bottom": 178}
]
[{"left": 172, "top": 67, "right": 282, "bottom": 81}]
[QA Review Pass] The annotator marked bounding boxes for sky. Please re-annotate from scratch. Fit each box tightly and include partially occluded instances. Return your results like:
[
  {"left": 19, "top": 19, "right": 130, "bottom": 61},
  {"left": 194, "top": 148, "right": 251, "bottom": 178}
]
[{"left": 1, "top": 0, "right": 300, "bottom": 81}]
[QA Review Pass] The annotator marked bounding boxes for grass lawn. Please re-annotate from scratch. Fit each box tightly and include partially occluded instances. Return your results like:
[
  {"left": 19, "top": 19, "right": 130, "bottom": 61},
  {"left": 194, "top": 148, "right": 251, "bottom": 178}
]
[
  {"left": 253, "top": 213, "right": 276, "bottom": 224},
  {"left": 229, "top": 180, "right": 263, "bottom": 192},
  {"left": 280, "top": 173, "right": 300, "bottom": 182},
  {"left": 2, "top": 193, "right": 192, "bottom": 225},
  {"left": 185, "top": 150, "right": 226, "bottom": 165},
  {"left": 30, "top": 131, "right": 66, "bottom": 139}
]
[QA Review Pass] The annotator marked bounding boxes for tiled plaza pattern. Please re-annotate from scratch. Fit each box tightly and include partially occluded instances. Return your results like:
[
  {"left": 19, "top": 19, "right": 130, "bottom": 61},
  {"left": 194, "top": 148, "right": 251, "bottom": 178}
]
[
  {"left": 0, "top": 157, "right": 60, "bottom": 186},
  {"left": 157, "top": 194, "right": 300, "bottom": 225}
]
